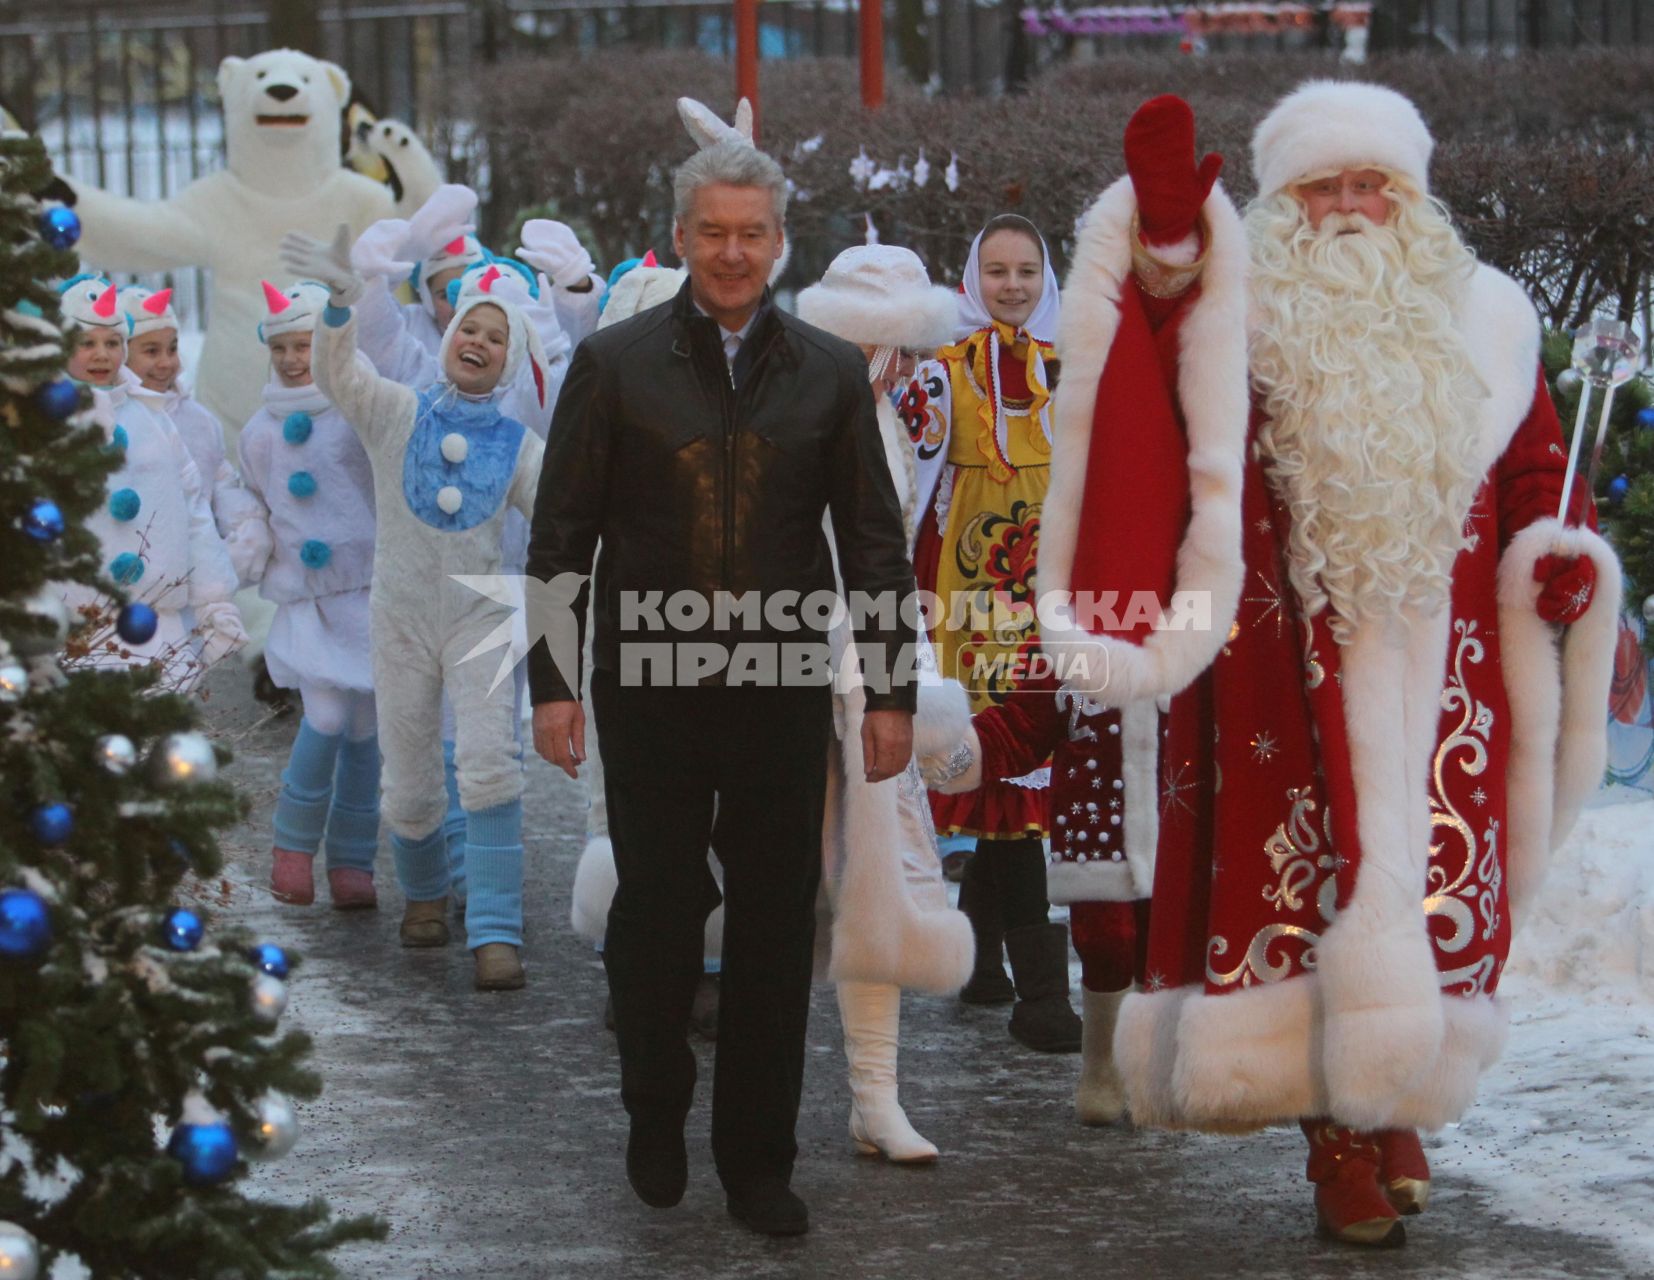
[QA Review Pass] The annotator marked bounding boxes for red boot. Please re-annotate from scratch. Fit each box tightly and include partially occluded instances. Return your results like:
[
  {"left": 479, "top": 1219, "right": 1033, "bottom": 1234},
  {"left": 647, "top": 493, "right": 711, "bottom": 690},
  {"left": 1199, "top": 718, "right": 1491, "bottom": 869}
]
[
  {"left": 1377, "top": 1128, "right": 1431, "bottom": 1216},
  {"left": 1301, "top": 1120, "right": 1406, "bottom": 1248}
]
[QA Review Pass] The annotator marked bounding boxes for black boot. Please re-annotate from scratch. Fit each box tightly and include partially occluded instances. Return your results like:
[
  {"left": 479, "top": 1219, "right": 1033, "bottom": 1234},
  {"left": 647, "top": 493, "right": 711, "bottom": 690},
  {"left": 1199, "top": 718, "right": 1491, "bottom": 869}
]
[
  {"left": 1004, "top": 922, "right": 1083, "bottom": 1052},
  {"left": 957, "top": 855, "right": 1015, "bottom": 1005}
]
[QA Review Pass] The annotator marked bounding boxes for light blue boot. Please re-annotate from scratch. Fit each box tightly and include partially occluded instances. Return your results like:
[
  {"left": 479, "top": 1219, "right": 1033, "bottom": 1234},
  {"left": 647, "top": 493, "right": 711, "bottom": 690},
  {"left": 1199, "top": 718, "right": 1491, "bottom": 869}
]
[
  {"left": 271, "top": 719, "right": 342, "bottom": 905},
  {"left": 391, "top": 826, "right": 451, "bottom": 947},
  {"left": 323, "top": 734, "right": 381, "bottom": 909},
  {"left": 441, "top": 739, "right": 468, "bottom": 905},
  {"left": 463, "top": 799, "right": 524, "bottom": 950}
]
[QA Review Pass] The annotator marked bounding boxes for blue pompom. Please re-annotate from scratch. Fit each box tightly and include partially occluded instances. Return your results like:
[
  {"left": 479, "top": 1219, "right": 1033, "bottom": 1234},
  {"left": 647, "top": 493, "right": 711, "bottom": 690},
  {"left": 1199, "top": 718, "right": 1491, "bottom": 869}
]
[
  {"left": 109, "top": 425, "right": 129, "bottom": 454},
  {"left": 167, "top": 1120, "right": 238, "bottom": 1185},
  {"left": 161, "top": 907, "right": 205, "bottom": 952},
  {"left": 299, "top": 539, "right": 331, "bottom": 570},
  {"left": 116, "top": 601, "right": 159, "bottom": 644},
  {"left": 108, "top": 487, "right": 141, "bottom": 522},
  {"left": 23, "top": 497, "right": 66, "bottom": 542},
  {"left": 31, "top": 802, "right": 73, "bottom": 845},
  {"left": 36, "top": 377, "right": 81, "bottom": 420},
  {"left": 287, "top": 470, "right": 317, "bottom": 499},
  {"left": 109, "top": 551, "right": 145, "bottom": 585},
  {"left": 0, "top": 888, "right": 52, "bottom": 960},
  {"left": 282, "top": 412, "right": 313, "bottom": 445},
  {"left": 247, "top": 942, "right": 291, "bottom": 979},
  {"left": 1638, "top": 407, "right": 1654, "bottom": 431},
  {"left": 40, "top": 204, "right": 82, "bottom": 250}
]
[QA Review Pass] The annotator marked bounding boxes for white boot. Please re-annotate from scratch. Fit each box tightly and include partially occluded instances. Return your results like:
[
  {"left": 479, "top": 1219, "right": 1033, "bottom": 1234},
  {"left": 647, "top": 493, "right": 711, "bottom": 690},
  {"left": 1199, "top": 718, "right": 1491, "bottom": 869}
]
[
  {"left": 837, "top": 980, "right": 939, "bottom": 1163},
  {"left": 1075, "top": 986, "right": 1128, "bottom": 1125}
]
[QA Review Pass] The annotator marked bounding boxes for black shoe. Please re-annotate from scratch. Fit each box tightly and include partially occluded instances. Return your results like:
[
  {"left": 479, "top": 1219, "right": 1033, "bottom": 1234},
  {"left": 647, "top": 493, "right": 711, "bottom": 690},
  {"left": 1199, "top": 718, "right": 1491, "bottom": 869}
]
[
  {"left": 1004, "top": 922, "right": 1083, "bottom": 1052},
  {"left": 625, "top": 1121, "right": 687, "bottom": 1208},
  {"left": 957, "top": 857, "right": 1015, "bottom": 1005},
  {"left": 690, "top": 973, "right": 720, "bottom": 1041},
  {"left": 726, "top": 1181, "right": 808, "bottom": 1236}
]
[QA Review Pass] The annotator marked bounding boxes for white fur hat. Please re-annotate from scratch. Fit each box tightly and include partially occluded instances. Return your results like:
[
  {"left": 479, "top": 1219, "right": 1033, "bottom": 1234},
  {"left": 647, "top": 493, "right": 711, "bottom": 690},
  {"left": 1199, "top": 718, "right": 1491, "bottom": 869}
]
[
  {"left": 59, "top": 274, "right": 128, "bottom": 333},
  {"left": 796, "top": 245, "right": 957, "bottom": 351},
  {"left": 258, "top": 279, "right": 330, "bottom": 342},
  {"left": 598, "top": 264, "right": 687, "bottom": 331},
  {"left": 438, "top": 264, "right": 552, "bottom": 409},
  {"left": 1252, "top": 80, "right": 1434, "bottom": 197},
  {"left": 118, "top": 285, "right": 178, "bottom": 339}
]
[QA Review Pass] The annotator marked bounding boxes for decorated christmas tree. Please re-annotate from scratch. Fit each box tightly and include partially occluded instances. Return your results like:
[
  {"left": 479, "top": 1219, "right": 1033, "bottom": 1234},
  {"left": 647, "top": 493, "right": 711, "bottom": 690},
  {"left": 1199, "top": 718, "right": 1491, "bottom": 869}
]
[
  {"left": 1541, "top": 326, "right": 1654, "bottom": 651},
  {"left": 0, "top": 131, "right": 381, "bottom": 1278}
]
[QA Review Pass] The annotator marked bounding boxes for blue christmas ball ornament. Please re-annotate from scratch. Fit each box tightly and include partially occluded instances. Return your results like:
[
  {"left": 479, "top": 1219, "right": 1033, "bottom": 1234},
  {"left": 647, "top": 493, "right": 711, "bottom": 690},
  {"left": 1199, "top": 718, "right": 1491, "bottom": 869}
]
[
  {"left": 161, "top": 907, "right": 205, "bottom": 952},
  {"left": 282, "top": 412, "right": 313, "bottom": 445},
  {"left": 247, "top": 942, "right": 291, "bottom": 980},
  {"left": 22, "top": 497, "right": 66, "bottom": 542},
  {"left": 287, "top": 470, "right": 317, "bottom": 499},
  {"left": 109, "top": 552, "right": 145, "bottom": 586},
  {"left": 299, "top": 539, "right": 331, "bottom": 570},
  {"left": 31, "top": 802, "right": 73, "bottom": 845},
  {"left": 0, "top": 888, "right": 52, "bottom": 959},
  {"left": 109, "top": 425, "right": 129, "bottom": 454},
  {"left": 36, "top": 377, "right": 80, "bottom": 420},
  {"left": 40, "top": 204, "right": 82, "bottom": 250},
  {"left": 116, "top": 601, "right": 159, "bottom": 645},
  {"left": 167, "top": 1120, "right": 238, "bottom": 1185},
  {"left": 1608, "top": 474, "right": 1630, "bottom": 506},
  {"left": 108, "top": 488, "right": 141, "bottom": 522},
  {"left": 1638, "top": 407, "right": 1654, "bottom": 431}
]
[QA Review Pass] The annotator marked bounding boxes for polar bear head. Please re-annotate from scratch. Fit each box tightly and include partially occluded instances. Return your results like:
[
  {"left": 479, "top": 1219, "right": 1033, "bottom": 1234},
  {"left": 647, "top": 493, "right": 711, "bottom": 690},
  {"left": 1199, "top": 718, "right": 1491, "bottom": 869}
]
[{"left": 217, "top": 49, "right": 350, "bottom": 192}]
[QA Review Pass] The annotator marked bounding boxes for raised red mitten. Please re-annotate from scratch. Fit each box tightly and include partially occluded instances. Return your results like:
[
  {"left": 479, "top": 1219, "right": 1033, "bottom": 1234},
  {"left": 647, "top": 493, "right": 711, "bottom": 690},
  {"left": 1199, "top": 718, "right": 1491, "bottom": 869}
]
[
  {"left": 1123, "top": 94, "right": 1223, "bottom": 247},
  {"left": 1533, "top": 553, "right": 1597, "bottom": 624}
]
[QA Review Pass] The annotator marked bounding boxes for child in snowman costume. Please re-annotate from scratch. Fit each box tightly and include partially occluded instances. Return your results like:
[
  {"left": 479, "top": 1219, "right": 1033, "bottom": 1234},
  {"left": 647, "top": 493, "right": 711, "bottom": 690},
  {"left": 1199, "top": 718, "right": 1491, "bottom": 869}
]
[
  {"left": 117, "top": 285, "right": 265, "bottom": 576},
  {"left": 238, "top": 279, "right": 381, "bottom": 911},
  {"left": 282, "top": 224, "right": 549, "bottom": 992},
  {"left": 57, "top": 274, "right": 246, "bottom": 683}
]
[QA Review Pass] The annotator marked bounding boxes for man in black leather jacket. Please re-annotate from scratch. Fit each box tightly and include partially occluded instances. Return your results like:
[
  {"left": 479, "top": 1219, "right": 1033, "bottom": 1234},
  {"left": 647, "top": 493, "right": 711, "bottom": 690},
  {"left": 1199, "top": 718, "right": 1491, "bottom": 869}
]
[{"left": 526, "top": 138, "right": 917, "bottom": 1237}]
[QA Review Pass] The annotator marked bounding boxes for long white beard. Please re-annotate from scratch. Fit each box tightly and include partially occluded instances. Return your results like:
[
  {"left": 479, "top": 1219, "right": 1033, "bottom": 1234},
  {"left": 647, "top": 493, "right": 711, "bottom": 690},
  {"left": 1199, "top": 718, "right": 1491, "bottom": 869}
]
[{"left": 1247, "top": 191, "right": 1485, "bottom": 643}]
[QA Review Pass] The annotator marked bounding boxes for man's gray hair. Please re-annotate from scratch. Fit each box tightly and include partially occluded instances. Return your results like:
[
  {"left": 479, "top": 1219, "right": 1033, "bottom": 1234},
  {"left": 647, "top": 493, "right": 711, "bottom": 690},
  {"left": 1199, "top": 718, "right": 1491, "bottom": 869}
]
[{"left": 673, "top": 139, "right": 789, "bottom": 225}]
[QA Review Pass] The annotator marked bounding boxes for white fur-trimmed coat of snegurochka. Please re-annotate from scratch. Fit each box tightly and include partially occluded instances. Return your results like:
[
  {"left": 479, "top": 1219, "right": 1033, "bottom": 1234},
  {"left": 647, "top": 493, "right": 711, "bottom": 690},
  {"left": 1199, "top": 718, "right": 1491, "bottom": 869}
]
[{"left": 1046, "top": 176, "right": 1621, "bottom": 1133}]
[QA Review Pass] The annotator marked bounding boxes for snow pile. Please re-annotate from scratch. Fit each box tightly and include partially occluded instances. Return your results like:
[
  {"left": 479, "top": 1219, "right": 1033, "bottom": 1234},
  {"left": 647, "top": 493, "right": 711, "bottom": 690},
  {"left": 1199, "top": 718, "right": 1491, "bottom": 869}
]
[{"left": 1506, "top": 800, "right": 1654, "bottom": 997}]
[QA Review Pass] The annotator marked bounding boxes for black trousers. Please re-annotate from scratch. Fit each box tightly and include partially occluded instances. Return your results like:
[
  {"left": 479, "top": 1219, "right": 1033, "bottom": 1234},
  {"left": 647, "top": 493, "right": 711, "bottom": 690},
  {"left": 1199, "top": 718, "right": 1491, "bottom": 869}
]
[{"left": 591, "top": 669, "right": 831, "bottom": 1192}]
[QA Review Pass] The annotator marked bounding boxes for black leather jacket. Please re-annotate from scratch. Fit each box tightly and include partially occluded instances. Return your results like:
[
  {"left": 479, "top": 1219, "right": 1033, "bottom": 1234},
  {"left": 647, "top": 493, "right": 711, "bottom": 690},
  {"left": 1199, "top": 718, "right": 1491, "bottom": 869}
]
[{"left": 526, "top": 281, "right": 917, "bottom": 713}]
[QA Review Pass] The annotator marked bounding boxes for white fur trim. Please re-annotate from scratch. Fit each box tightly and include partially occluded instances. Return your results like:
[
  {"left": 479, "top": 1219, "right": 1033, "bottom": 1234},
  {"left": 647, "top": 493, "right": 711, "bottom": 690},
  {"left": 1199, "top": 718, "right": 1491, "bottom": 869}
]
[
  {"left": 912, "top": 677, "right": 971, "bottom": 760},
  {"left": 1497, "top": 518, "right": 1622, "bottom": 929},
  {"left": 797, "top": 245, "right": 958, "bottom": 351},
  {"left": 1039, "top": 176, "right": 1250, "bottom": 707},
  {"left": 1252, "top": 80, "right": 1433, "bottom": 197},
  {"left": 827, "top": 684, "right": 975, "bottom": 995},
  {"left": 1120, "top": 699, "right": 1160, "bottom": 900},
  {"left": 1460, "top": 266, "right": 1545, "bottom": 478},
  {"left": 1046, "top": 857, "right": 1135, "bottom": 905}
]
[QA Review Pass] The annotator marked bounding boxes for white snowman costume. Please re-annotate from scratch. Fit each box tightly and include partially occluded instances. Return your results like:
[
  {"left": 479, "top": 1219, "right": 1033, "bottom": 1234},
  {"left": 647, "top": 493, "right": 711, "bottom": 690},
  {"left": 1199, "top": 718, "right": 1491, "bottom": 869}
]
[
  {"left": 303, "top": 240, "right": 547, "bottom": 951},
  {"left": 58, "top": 275, "right": 244, "bottom": 681},
  {"left": 117, "top": 284, "right": 267, "bottom": 582}
]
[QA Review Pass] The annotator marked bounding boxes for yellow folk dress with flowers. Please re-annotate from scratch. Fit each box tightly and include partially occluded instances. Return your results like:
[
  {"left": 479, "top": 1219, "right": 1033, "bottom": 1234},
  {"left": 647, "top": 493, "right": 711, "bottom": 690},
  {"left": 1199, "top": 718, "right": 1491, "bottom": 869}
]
[{"left": 904, "top": 320, "right": 1055, "bottom": 839}]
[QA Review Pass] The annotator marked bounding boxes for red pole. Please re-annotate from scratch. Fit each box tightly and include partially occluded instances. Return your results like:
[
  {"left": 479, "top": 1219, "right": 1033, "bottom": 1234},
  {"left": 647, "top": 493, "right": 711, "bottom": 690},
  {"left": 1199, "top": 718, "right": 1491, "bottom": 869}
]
[
  {"left": 859, "top": 0, "right": 884, "bottom": 109},
  {"left": 735, "top": 0, "right": 761, "bottom": 140}
]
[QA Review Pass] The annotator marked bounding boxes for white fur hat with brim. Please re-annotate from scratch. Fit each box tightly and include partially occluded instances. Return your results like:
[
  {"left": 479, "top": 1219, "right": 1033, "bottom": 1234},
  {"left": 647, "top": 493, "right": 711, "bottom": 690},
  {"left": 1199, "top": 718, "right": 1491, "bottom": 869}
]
[
  {"left": 1252, "top": 80, "right": 1434, "bottom": 198},
  {"left": 796, "top": 245, "right": 957, "bottom": 351}
]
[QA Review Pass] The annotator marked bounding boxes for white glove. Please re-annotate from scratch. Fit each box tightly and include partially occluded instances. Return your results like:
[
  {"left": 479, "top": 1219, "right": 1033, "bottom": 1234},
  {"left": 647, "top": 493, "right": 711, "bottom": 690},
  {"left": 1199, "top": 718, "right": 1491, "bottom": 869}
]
[
  {"left": 279, "top": 225, "right": 364, "bottom": 308},
  {"left": 517, "top": 220, "right": 596, "bottom": 289},
  {"left": 195, "top": 601, "right": 249, "bottom": 667},
  {"left": 350, "top": 217, "right": 415, "bottom": 282},
  {"left": 404, "top": 183, "right": 478, "bottom": 261}
]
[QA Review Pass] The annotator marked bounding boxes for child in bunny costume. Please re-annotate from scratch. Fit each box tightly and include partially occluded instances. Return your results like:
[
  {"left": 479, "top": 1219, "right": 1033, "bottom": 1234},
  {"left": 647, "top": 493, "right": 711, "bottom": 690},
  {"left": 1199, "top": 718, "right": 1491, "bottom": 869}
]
[
  {"left": 57, "top": 274, "right": 246, "bottom": 683},
  {"left": 282, "top": 225, "right": 549, "bottom": 992}
]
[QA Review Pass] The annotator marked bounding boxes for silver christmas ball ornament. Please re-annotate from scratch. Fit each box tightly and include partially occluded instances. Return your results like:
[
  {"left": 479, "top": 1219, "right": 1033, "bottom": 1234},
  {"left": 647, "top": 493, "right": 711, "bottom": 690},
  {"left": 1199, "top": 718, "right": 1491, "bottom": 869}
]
[
  {"left": 1555, "top": 367, "right": 1582, "bottom": 394},
  {"left": 13, "top": 589, "right": 70, "bottom": 657},
  {"left": 250, "top": 973, "right": 288, "bottom": 1024},
  {"left": 96, "top": 733, "right": 138, "bottom": 774},
  {"left": 1643, "top": 595, "right": 1654, "bottom": 623},
  {"left": 0, "top": 1221, "right": 40, "bottom": 1280},
  {"left": 247, "top": 1092, "right": 300, "bottom": 1159},
  {"left": 152, "top": 731, "right": 217, "bottom": 785}
]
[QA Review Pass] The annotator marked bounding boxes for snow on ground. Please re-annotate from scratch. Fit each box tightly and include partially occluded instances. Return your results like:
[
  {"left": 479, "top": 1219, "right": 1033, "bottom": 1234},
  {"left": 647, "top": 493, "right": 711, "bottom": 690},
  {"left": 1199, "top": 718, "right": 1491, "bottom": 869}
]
[{"left": 1447, "top": 800, "right": 1654, "bottom": 1271}]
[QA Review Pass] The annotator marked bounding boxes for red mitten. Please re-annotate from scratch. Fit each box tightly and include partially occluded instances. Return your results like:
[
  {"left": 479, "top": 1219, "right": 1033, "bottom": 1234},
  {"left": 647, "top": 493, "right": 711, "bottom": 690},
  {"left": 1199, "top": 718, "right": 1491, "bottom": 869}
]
[
  {"left": 1533, "top": 553, "right": 1597, "bottom": 624},
  {"left": 1123, "top": 94, "right": 1223, "bottom": 248}
]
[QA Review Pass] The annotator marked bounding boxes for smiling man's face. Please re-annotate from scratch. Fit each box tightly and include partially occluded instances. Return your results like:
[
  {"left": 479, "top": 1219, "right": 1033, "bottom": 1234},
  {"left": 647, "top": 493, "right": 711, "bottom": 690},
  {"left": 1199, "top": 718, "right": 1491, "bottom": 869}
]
[{"left": 674, "top": 182, "right": 782, "bottom": 333}]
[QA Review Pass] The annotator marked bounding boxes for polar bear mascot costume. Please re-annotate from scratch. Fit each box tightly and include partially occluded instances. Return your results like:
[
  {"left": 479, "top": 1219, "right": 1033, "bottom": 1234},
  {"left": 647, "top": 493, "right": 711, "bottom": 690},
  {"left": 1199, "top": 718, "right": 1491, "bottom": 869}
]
[{"left": 67, "top": 49, "right": 399, "bottom": 443}]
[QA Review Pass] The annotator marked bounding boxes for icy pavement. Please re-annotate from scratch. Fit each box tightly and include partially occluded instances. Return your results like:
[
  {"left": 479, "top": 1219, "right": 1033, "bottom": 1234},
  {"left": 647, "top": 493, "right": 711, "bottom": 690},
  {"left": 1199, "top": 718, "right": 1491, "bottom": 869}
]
[{"left": 195, "top": 670, "right": 1652, "bottom": 1279}]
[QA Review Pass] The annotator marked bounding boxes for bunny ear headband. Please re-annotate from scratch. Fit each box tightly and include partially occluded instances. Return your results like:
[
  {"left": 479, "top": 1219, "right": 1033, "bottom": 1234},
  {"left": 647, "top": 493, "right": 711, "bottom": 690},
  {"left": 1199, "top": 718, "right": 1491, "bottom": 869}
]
[{"left": 674, "top": 96, "right": 790, "bottom": 285}]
